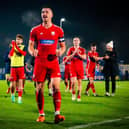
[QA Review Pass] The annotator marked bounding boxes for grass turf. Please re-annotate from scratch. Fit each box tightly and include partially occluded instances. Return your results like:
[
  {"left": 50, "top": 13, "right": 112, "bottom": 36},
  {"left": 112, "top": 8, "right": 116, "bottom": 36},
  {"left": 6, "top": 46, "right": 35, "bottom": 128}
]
[{"left": 0, "top": 80, "right": 129, "bottom": 129}]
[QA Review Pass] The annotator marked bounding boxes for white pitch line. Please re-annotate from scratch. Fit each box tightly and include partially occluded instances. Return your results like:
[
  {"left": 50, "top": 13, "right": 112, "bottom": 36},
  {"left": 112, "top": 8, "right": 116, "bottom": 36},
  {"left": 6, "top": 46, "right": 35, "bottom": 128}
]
[
  {"left": 67, "top": 116, "right": 129, "bottom": 129},
  {"left": 124, "top": 116, "right": 129, "bottom": 119}
]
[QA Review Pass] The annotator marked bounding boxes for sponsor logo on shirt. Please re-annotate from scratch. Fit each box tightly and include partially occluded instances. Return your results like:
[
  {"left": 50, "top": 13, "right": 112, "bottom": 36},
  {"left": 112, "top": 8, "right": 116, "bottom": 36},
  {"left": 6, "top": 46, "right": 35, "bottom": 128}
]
[
  {"left": 51, "top": 31, "right": 55, "bottom": 36},
  {"left": 40, "top": 40, "right": 55, "bottom": 45},
  {"left": 40, "top": 32, "right": 43, "bottom": 35}
]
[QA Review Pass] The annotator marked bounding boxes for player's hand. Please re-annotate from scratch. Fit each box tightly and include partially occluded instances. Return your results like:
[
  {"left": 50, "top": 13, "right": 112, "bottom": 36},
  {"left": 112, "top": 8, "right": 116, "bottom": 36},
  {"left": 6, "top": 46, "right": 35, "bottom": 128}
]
[
  {"left": 32, "top": 49, "right": 38, "bottom": 57},
  {"left": 98, "top": 57, "right": 104, "bottom": 60},
  {"left": 8, "top": 54, "right": 11, "bottom": 59},
  {"left": 76, "top": 49, "right": 81, "bottom": 55},
  {"left": 73, "top": 48, "right": 78, "bottom": 55},
  {"left": 93, "top": 56, "right": 97, "bottom": 60},
  {"left": 100, "top": 66, "right": 104, "bottom": 71},
  {"left": 104, "top": 55, "right": 110, "bottom": 59},
  {"left": 94, "top": 56, "right": 103, "bottom": 61},
  {"left": 56, "top": 49, "right": 61, "bottom": 57}
]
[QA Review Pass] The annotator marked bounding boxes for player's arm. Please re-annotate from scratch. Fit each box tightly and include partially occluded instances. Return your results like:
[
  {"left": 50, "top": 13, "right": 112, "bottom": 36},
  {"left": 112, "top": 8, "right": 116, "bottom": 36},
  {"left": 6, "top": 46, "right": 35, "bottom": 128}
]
[
  {"left": 93, "top": 55, "right": 104, "bottom": 61},
  {"left": 88, "top": 52, "right": 103, "bottom": 61},
  {"left": 56, "top": 42, "right": 66, "bottom": 56},
  {"left": 28, "top": 28, "right": 38, "bottom": 57},
  {"left": 62, "top": 56, "right": 69, "bottom": 64},
  {"left": 15, "top": 44, "right": 26, "bottom": 56},
  {"left": 8, "top": 42, "right": 14, "bottom": 58},
  {"left": 66, "top": 48, "right": 78, "bottom": 60},
  {"left": 78, "top": 53, "right": 86, "bottom": 60},
  {"left": 56, "top": 28, "right": 66, "bottom": 56},
  {"left": 95, "top": 57, "right": 104, "bottom": 60},
  {"left": 28, "top": 40, "right": 38, "bottom": 57},
  {"left": 76, "top": 49, "right": 86, "bottom": 60}
]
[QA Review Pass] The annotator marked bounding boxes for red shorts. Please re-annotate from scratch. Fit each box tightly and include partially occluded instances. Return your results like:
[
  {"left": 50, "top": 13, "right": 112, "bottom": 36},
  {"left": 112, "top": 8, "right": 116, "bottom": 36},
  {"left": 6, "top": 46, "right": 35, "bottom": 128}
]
[
  {"left": 64, "top": 68, "right": 71, "bottom": 79},
  {"left": 33, "top": 58, "right": 61, "bottom": 82},
  {"left": 86, "top": 68, "right": 95, "bottom": 78},
  {"left": 10, "top": 67, "right": 25, "bottom": 81},
  {"left": 70, "top": 66, "right": 84, "bottom": 79}
]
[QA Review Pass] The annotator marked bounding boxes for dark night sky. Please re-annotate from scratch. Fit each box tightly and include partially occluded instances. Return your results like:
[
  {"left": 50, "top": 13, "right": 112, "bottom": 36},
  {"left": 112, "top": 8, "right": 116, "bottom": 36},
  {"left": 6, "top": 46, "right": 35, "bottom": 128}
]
[{"left": 0, "top": 0, "right": 129, "bottom": 66}]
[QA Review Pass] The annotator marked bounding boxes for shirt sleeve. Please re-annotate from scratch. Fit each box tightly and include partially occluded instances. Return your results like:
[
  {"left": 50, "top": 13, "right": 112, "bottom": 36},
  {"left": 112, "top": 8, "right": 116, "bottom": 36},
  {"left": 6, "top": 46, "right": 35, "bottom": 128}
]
[
  {"left": 88, "top": 51, "right": 92, "bottom": 57},
  {"left": 82, "top": 48, "right": 86, "bottom": 55},
  {"left": 29, "top": 28, "right": 36, "bottom": 42},
  {"left": 58, "top": 27, "right": 65, "bottom": 43}
]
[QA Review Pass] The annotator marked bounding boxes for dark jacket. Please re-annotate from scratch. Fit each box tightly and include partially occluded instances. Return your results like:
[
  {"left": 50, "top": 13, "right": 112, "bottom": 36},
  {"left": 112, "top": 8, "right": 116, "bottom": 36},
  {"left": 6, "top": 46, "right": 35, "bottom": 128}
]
[{"left": 102, "top": 50, "right": 119, "bottom": 77}]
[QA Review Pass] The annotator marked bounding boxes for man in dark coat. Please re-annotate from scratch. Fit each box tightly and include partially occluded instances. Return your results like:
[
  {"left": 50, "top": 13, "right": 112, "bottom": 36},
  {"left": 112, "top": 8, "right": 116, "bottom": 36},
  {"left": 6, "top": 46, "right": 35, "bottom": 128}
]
[{"left": 102, "top": 41, "right": 119, "bottom": 96}]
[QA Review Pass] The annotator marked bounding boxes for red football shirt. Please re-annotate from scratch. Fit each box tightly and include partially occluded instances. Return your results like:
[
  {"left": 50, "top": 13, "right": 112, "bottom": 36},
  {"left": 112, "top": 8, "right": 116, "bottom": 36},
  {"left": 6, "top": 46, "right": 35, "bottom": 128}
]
[
  {"left": 29, "top": 24, "right": 65, "bottom": 58},
  {"left": 86, "top": 51, "right": 99, "bottom": 70},
  {"left": 67, "top": 46, "right": 86, "bottom": 68}
]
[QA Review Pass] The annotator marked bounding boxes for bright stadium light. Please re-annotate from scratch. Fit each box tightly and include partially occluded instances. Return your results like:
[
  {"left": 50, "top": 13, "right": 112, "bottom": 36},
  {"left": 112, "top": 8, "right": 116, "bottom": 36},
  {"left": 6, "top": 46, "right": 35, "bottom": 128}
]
[{"left": 60, "top": 18, "right": 66, "bottom": 28}]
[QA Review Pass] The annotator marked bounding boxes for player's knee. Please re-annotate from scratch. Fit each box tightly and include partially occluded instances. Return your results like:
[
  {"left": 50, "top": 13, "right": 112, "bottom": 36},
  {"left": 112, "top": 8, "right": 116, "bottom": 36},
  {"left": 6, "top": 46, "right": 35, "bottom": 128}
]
[
  {"left": 78, "top": 83, "right": 82, "bottom": 89},
  {"left": 78, "top": 79, "right": 82, "bottom": 84},
  {"left": 72, "top": 81, "right": 76, "bottom": 86},
  {"left": 36, "top": 83, "right": 43, "bottom": 90},
  {"left": 89, "top": 78, "right": 93, "bottom": 84},
  {"left": 90, "top": 80, "right": 93, "bottom": 84}
]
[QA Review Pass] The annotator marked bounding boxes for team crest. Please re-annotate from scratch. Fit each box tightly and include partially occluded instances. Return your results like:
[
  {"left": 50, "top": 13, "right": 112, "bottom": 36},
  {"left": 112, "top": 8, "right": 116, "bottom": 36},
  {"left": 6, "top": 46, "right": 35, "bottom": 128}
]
[
  {"left": 40, "top": 32, "right": 43, "bottom": 35},
  {"left": 51, "top": 31, "right": 55, "bottom": 36}
]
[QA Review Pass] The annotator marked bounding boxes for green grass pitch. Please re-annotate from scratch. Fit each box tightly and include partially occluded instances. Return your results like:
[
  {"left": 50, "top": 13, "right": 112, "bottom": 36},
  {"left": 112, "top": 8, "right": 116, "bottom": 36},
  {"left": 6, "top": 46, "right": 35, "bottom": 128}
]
[{"left": 0, "top": 80, "right": 129, "bottom": 129}]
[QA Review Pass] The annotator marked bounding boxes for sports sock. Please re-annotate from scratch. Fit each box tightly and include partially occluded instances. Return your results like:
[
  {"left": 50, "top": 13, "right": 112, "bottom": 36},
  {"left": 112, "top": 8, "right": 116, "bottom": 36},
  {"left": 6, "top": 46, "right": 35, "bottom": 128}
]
[
  {"left": 53, "top": 91, "right": 61, "bottom": 112},
  {"left": 65, "top": 81, "right": 68, "bottom": 88},
  {"left": 18, "top": 89, "right": 23, "bottom": 97},
  {"left": 90, "top": 83, "right": 96, "bottom": 93},
  {"left": 86, "top": 82, "right": 90, "bottom": 92},
  {"left": 69, "top": 81, "right": 72, "bottom": 90},
  {"left": 23, "top": 83, "right": 25, "bottom": 89},
  {"left": 72, "top": 90, "right": 76, "bottom": 95},
  {"left": 36, "top": 89, "right": 44, "bottom": 115},
  {"left": 77, "top": 90, "right": 81, "bottom": 98},
  {"left": 11, "top": 86, "right": 15, "bottom": 94},
  {"left": 16, "top": 86, "right": 19, "bottom": 92}
]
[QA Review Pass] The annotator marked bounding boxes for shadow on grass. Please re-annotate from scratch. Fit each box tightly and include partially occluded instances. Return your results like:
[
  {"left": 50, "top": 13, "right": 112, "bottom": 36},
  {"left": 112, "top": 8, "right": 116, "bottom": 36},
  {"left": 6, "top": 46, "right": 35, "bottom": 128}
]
[{"left": 44, "top": 121, "right": 55, "bottom": 125}]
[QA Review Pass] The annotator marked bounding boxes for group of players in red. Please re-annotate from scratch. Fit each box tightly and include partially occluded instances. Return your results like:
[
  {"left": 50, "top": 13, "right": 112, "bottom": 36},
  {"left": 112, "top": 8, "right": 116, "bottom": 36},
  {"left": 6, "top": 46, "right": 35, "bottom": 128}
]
[
  {"left": 63, "top": 38, "right": 103, "bottom": 102},
  {"left": 6, "top": 7, "right": 104, "bottom": 124}
]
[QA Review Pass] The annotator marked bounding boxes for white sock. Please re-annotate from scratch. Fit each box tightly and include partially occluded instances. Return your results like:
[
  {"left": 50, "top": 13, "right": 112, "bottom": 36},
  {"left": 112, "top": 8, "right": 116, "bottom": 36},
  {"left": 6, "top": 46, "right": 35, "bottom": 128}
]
[
  {"left": 49, "top": 88, "right": 52, "bottom": 94},
  {"left": 18, "top": 96, "right": 22, "bottom": 100},
  {"left": 11, "top": 93, "right": 15, "bottom": 96},
  {"left": 39, "top": 113, "right": 45, "bottom": 116},
  {"left": 55, "top": 111, "right": 60, "bottom": 116}
]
